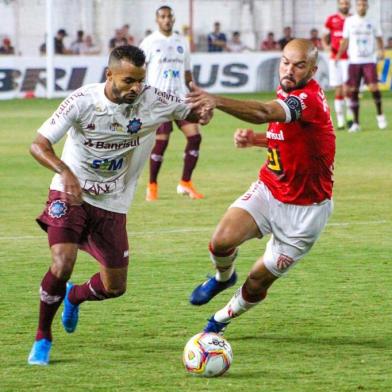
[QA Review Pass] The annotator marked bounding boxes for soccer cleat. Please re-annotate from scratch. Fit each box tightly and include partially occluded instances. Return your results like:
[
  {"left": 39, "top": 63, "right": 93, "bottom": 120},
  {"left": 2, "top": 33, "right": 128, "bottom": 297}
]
[
  {"left": 176, "top": 180, "right": 204, "bottom": 199},
  {"left": 146, "top": 182, "right": 158, "bottom": 202},
  {"left": 377, "top": 114, "right": 387, "bottom": 130},
  {"left": 204, "top": 316, "right": 230, "bottom": 335},
  {"left": 27, "top": 338, "right": 52, "bottom": 365},
  {"left": 348, "top": 123, "right": 360, "bottom": 133},
  {"left": 61, "top": 282, "right": 79, "bottom": 333},
  {"left": 189, "top": 272, "right": 238, "bottom": 306}
]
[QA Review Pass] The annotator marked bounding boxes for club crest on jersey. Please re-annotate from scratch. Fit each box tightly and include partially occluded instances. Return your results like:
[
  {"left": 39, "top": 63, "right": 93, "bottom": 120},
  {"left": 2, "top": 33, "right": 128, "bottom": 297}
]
[
  {"left": 177, "top": 45, "right": 184, "bottom": 54},
  {"left": 127, "top": 118, "right": 142, "bottom": 134},
  {"left": 48, "top": 200, "right": 67, "bottom": 219}
]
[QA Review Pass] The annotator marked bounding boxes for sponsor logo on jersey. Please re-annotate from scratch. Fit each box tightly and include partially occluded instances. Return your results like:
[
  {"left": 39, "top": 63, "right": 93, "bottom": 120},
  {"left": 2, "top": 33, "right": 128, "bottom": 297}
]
[
  {"left": 153, "top": 88, "right": 182, "bottom": 103},
  {"left": 163, "top": 69, "right": 181, "bottom": 79},
  {"left": 276, "top": 254, "right": 295, "bottom": 270},
  {"left": 54, "top": 92, "right": 84, "bottom": 118},
  {"left": 86, "top": 123, "right": 96, "bottom": 130},
  {"left": 127, "top": 118, "right": 142, "bottom": 134},
  {"left": 48, "top": 200, "right": 67, "bottom": 219},
  {"left": 177, "top": 45, "right": 184, "bottom": 54},
  {"left": 266, "top": 130, "right": 285, "bottom": 141},
  {"left": 158, "top": 57, "right": 183, "bottom": 64},
  {"left": 83, "top": 138, "right": 140, "bottom": 150},
  {"left": 83, "top": 179, "right": 117, "bottom": 195},
  {"left": 110, "top": 122, "right": 125, "bottom": 132},
  {"left": 90, "top": 158, "right": 124, "bottom": 171}
]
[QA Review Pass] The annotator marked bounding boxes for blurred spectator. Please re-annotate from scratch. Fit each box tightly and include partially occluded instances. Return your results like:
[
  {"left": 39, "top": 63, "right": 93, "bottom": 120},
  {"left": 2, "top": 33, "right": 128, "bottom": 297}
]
[
  {"left": 278, "top": 26, "right": 294, "bottom": 50},
  {"left": 80, "top": 35, "right": 100, "bottom": 55},
  {"left": 226, "top": 31, "right": 249, "bottom": 53},
  {"left": 310, "top": 28, "right": 323, "bottom": 50},
  {"left": 207, "top": 22, "right": 227, "bottom": 52},
  {"left": 0, "top": 37, "right": 15, "bottom": 55},
  {"left": 260, "top": 32, "right": 279, "bottom": 51},
  {"left": 40, "top": 29, "right": 72, "bottom": 55},
  {"left": 71, "top": 30, "right": 85, "bottom": 54},
  {"left": 386, "top": 37, "right": 392, "bottom": 50},
  {"left": 109, "top": 29, "right": 127, "bottom": 50},
  {"left": 121, "top": 24, "right": 135, "bottom": 45}
]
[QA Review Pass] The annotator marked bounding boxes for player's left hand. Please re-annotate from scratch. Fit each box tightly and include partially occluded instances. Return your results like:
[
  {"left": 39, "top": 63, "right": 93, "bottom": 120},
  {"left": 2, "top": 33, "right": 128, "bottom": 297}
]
[
  {"left": 198, "top": 105, "right": 214, "bottom": 125},
  {"left": 234, "top": 128, "right": 255, "bottom": 148},
  {"left": 186, "top": 82, "right": 216, "bottom": 111}
]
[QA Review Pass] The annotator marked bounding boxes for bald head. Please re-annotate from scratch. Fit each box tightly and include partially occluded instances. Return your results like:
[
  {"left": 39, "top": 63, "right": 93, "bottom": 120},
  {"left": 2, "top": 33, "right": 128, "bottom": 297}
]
[
  {"left": 284, "top": 39, "right": 318, "bottom": 66},
  {"left": 279, "top": 39, "right": 318, "bottom": 92}
]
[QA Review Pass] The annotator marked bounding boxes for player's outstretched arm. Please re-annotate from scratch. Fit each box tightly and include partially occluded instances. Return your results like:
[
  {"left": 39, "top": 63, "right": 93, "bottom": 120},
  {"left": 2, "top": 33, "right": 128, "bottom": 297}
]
[
  {"left": 234, "top": 129, "right": 267, "bottom": 149},
  {"left": 187, "top": 83, "right": 286, "bottom": 124},
  {"left": 30, "top": 134, "right": 83, "bottom": 205}
]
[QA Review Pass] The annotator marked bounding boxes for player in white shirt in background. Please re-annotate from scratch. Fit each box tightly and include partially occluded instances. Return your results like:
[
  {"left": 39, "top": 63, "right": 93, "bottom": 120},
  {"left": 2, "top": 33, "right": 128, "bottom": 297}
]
[
  {"left": 140, "top": 5, "right": 204, "bottom": 201},
  {"left": 27, "top": 45, "right": 212, "bottom": 366},
  {"left": 336, "top": 0, "right": 387, "bottom": 132}
]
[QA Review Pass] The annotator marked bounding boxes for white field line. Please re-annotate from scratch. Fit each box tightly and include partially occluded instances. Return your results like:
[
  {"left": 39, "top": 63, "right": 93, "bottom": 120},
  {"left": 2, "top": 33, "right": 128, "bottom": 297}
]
[{"left": 0, "top": 220, "right": 388, "bottom": 241}]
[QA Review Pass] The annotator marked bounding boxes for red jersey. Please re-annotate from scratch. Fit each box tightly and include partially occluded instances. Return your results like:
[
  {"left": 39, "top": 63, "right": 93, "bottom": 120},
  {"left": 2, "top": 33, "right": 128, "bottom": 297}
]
[
  {"left": 259, "top": 79, "right": 335, "bottom": 205},
  {"left": 325, "top": 13, "right": 348, "bottom": 59}
]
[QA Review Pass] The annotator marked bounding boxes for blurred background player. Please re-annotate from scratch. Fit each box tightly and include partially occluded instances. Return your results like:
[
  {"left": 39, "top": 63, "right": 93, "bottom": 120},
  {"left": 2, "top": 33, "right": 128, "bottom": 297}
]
[
  {"left": 188, "top": 39, "right": 335, "bottom": 335},
  {"left": 140, "top": 5, "right": 204, "bottom": 201},
  {"left": 323, "top": 0, "right": 354, "bottom": 129},
  {"left": 336, "top": 0, "right": 387, "bottom": 132}
]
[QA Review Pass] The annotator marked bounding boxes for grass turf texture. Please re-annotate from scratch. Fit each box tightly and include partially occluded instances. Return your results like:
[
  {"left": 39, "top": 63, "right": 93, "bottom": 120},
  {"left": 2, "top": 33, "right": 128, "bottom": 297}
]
[{"left": 0, "top": 92, "right": 391, "bottom": 392}]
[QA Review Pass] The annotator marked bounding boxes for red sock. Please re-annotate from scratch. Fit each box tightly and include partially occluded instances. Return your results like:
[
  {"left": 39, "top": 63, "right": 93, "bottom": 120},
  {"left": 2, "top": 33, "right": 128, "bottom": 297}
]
[
  {"left": 182, "top": 134, "right": 201, "bottom": 182},
  {"left": 68, "top": 272, "right": 110, "bottom": 305},
  {"left": 149, "top": 140, "right": 169, "bottom": 183},
  {"left": 35, "top": 269, "right": 66, "bottom": 341}
]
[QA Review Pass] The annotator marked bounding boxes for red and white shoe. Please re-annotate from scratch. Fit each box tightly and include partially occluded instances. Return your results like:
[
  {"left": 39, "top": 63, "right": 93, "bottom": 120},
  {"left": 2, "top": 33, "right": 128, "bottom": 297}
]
[{"left": 176, "top": 180, "right": 204, "bottom": 199}]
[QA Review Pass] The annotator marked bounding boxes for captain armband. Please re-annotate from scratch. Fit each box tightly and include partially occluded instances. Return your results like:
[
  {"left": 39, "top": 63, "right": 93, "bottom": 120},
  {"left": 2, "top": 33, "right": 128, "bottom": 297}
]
[{"left": 276, "top": 96, "right": 302, "bottom": 123}]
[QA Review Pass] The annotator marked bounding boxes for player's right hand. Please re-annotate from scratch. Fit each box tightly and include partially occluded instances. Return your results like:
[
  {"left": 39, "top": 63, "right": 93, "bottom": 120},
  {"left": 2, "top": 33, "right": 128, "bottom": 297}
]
[
  {"left": 60, "top": 168, "right": 83, "bottom": 205},
  {"left": 234, "top": 128, "right": 255, "bottom": 148}
]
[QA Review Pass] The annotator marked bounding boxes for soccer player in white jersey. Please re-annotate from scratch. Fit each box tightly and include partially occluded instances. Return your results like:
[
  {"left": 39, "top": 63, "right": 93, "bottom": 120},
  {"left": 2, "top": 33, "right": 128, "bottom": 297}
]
[
  {"left": 140, "top": 5, "right": 204, "bottom": 201},
  {"left": 336, "top": 0, "right": 387, "bottom": 132},
  {"left": 27, "top": 45, "right": 212, "bottom": 366}
]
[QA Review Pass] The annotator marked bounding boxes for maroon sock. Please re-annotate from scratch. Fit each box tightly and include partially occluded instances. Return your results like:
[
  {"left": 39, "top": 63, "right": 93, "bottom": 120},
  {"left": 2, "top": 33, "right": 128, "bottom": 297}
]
[
  {"left": 182, "top": 134, "right": 201, "bottom": 181},
  {"left": 149, "top": 139, "right": 169, "bottom": 183},
  {"left": 350, "top": 91, "right": 360, "bottom": 123},
  {"left": 371, "top": 90, "right": 382, "bottom": 115},
  {"left": 35, "top": 269, "right": 66, "bottom": 341},
  {"left": 68, "top": 272, "right": 111, "bottom": 305}
]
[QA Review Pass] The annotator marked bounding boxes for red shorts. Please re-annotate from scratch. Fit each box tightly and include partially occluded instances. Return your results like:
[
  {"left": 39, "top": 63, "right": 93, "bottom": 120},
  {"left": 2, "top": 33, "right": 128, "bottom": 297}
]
[
  {"left": 37, "top": 190, "right": 129, "bottom": 269},
  {"left": 156, "top": 120, "right": 192, "bottom": 135},
  {"left": 347, "top": 63, "right": 378, "bottom": 88}
]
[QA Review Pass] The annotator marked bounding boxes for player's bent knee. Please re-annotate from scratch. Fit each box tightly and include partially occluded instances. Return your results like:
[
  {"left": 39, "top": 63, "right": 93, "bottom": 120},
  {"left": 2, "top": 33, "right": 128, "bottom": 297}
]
[
  {"left": 104, "top": 285, "right": 127, "bottom": 298},
  {"left": 210, "top": 232, "right": 237, "bottom": 254}
]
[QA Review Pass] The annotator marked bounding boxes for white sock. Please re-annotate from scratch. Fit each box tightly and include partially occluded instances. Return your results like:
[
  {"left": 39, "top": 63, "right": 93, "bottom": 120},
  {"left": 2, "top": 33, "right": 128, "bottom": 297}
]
[
  {"left": 334, "top": 99, "right": 345, "bottom": 127},
  {"left": 214, "top": 286, "right": 261, "bottom": 323},
  {"left": 209, "top": 246, "right": 238, "bottom": 282},
  {"left": 345, "top": 97, "right": 353, "bottom": 120}
]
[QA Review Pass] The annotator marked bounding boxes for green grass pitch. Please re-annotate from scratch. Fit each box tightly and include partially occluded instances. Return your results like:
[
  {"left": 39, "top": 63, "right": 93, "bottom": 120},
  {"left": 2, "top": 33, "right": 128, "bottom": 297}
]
[{"left": 0, "top": 91, "right": 391, "bottom": 391}]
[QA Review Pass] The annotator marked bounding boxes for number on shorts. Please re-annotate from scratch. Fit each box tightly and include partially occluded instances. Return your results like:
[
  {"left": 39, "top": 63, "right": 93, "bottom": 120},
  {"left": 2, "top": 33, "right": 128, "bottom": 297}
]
[{"left": 267, "top": 147, "right": 283, "bottom": 175}]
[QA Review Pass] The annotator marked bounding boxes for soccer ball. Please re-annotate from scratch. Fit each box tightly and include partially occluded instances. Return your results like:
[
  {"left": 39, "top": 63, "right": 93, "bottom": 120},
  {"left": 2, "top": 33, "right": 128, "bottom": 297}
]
[{"left": 183, "top": 332, "right": 233, "bottom": 377}]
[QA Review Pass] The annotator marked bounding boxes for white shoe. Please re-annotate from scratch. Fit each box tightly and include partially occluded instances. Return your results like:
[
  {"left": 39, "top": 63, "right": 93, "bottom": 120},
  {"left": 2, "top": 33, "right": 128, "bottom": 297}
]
[
  {"left": 377, "top": 114, "right": 387, "bottom": 130},
  {"left": 348, "top": 123, "right": 360, "bottom": 133}
]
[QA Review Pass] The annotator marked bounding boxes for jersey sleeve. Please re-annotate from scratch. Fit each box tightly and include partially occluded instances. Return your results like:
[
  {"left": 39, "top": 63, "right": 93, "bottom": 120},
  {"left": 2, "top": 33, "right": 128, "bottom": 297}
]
[
  {"left": 324, "top": 15, "right": 332, "bottom": 30},
  {"left": 374, "top": 21, "right": 383, "bottom": 38},
  {"left": 139, "top": 37, "right": 151, "bottom": 63},
  {"left": 342, "top": 17, "right": 350, "bottom": 39},
  {"left": 37, "top": 93, "right": 80, "bottom": 144},
  {"left": 184, "top": 39, "right": 192, "bottom": 71},
  {"left": 276, "top": 89, "right": 319, "bottom": 124}
]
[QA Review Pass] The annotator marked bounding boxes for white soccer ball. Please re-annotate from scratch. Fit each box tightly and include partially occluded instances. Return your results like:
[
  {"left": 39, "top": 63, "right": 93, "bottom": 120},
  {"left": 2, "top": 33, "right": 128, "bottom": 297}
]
[{"left": 183, "top": 332, "right": 233, "bottom": 377}]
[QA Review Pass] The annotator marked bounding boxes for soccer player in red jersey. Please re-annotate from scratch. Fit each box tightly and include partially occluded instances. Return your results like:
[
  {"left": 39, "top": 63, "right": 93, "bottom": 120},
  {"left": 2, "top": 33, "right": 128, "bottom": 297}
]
[
  {"left": 322, "top": 0, "right": 353, "bottom": 129},
  {"left": 188, "top": 39, "right": 335, "bottom": 334}
]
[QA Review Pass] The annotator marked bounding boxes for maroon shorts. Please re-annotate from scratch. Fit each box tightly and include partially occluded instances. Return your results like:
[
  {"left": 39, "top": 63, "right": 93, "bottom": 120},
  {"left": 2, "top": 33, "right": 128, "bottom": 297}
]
[
  {"left": 347, "top": 63, "right": 378, "bottom": 88},
  {"left": 37, "top": 190, "right": 129, "bottom": 269},
  {"left": 156, "top": 120, "right": 193, "bottom": 135}
]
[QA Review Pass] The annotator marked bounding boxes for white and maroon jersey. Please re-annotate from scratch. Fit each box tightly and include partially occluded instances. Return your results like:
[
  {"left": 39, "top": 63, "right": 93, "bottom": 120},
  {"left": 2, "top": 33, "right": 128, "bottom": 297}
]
[
  {"left": 37, "top": 83, "right": 190, "bottom": 213},
  {"left": 343, "top": 14, "right": 382, "bottom": 64},
  {"left": 324, "top": 13, "right": 349, "bottom": 59},
  {"left": 259, "top": 79, "right": 335, "bottom": 205},
  {"left": 140, "top": 31, "right": 191, "bottom": 97}
]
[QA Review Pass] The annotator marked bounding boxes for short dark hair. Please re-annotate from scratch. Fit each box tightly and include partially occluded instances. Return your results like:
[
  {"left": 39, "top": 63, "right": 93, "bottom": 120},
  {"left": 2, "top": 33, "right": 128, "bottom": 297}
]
[
  {"left": 108, "top": 45, "right": 145, "bottom": 68},
  {"left": 156, "top": 5, "right": 173, "bottom": 16}
]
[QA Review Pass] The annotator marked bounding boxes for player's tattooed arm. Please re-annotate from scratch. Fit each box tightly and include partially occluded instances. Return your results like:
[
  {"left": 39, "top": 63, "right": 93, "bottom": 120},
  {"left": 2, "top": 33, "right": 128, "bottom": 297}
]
[
  {"left": 187, "top": 83, "right": 286, "bottom": 124},
  {"left": 30, "top": 134, "right": 83, "bottom": 204}
]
